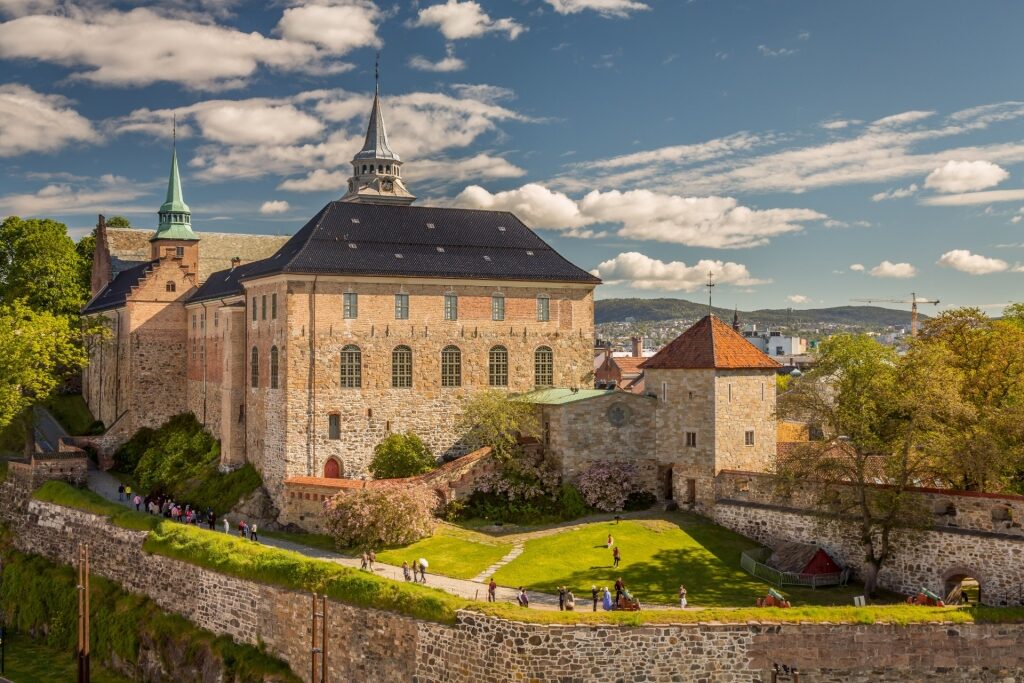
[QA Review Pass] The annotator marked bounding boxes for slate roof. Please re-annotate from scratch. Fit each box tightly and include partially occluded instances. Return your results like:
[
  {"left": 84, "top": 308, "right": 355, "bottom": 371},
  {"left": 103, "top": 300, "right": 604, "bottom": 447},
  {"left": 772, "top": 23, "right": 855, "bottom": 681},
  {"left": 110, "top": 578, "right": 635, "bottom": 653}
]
[
  {"left": 767, "top": 541, "right": 834, "bottom": 574},
  {"left": 82, "top": 260, "right": 156, "bottom": 313},
  {"left": 641, "top": 315, "right": 780, "bottom": 370},
  {"left": 190, "top": 201, "right": 599, "bottom": 302}
]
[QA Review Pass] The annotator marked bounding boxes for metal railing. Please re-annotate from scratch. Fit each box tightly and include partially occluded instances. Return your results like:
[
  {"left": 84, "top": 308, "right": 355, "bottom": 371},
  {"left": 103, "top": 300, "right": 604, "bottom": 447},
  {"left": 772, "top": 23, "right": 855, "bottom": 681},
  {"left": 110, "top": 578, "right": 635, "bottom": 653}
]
[{"left": 740, "top": 548, "right": 850, "bottom": 588}]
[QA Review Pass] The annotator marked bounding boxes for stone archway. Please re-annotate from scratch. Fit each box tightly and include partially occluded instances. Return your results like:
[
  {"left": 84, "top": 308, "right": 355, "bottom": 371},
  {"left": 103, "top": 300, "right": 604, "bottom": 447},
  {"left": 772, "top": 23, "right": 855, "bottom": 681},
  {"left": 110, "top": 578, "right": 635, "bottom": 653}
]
[{"left": 942, "top": 566, "right": 984, "bottom": 605}]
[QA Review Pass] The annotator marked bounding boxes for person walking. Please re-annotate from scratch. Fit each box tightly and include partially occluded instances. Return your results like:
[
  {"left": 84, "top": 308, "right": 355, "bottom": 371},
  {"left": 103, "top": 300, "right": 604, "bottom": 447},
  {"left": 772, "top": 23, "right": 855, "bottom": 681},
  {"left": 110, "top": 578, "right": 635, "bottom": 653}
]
[
  {"left": 417, "top": 558, "right": 428, "bottom": 583},
  {"left": 239, "top": 520, "right": 248, "bottom": 538},
  {"left": 565, "top": 589, "right": 575, "bottom": 611},
  {"left": 679, "top": 584, "right": 688, "bottom": 609},
  {"left": 517, "top": 587, "right": 529, "bottom": 608},
  {"left": 488, "top": 578, "right": 497, "bottom": 602},
  {"left": 368, "top": 549, "right": 376, "bottom": 571},
  {"left": 360, "top": 551, "right": 369, "bottom": 570},
  {"left": 612, "top": 546, "right": 621, "bottom": 569},
  {"left": 124, "top": 485, "right": 132, "bottom": 503},
  {"left": 223, "top": 517, "right": 230, "bottom": 534},
  {"left": 208, "top": 510, "right": 216, "bottom": 530},
  {"left": 614, "top": 577, "right": 624, "bottom": 603},
  {"left": 133, "top": 494, "right": 142, "bottom": 511},
  {"left": 558, "top": 586, "right": 566, "bottom": 611},
  {"left": 402, "top": 561, "right": 412, "bottom": 582},
  {"left": 591, "top": 585, "right": 599, "bottom": 612},
  {"left": 117, "top": 484, "right": 125, "bottom": 502},
  {"left": 602, "top": 587, "right": 613, "bottom": 611},
  {"left": 606, "top": 533, "right": 613, "bottom": 549},
  {"left": 250, "top": 523, "right": 259, "bottom": 543}
]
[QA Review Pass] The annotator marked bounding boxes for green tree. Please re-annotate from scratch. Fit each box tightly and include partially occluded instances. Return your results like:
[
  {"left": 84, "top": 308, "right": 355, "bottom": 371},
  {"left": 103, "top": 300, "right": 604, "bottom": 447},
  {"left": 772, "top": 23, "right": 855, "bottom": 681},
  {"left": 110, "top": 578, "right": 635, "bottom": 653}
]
[
  {"left": 369, "top": 432, "right": 436, "bottom": 479},
  {"left": 456, "top": 389, "right": 540, "bottom": 461},
  {"left": 1003, "top": 302, "right": 1024, "bottom": 330},
  {"left": 76, "top": 230, "right": 96, "bottom": 295},
  {"left": 0, "top": 300, "right": 89, "bottom": 432},
  {"left": 0, "top": 217, "right": 87, "bottom": 315},
  {"left": 777, "top": 334, "right": 957, "bottom": 596},
  {"left": 105, "top": 216, "right": 131, "bottom": 229}
]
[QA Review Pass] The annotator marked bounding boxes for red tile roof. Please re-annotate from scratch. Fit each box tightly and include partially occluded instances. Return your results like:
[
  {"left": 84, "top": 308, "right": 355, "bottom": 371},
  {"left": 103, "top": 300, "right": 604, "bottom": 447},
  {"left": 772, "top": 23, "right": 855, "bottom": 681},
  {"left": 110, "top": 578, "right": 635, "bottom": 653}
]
[
  {"left": 612, "top": 357, "right": 646, "bottom": 376},
  {"left": 641, "top": 315, "right": 780, "bottom": 370}
]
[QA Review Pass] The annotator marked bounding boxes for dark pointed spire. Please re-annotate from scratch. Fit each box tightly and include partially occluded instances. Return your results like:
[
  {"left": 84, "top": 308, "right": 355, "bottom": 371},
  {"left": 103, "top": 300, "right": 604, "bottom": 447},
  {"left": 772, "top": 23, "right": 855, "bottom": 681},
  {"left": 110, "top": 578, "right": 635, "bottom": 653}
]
[
  {"left": 354, "top": 52, "right": 399, "bottom": 162},
  {"left": 732, "top": 306, "right": 740, "bottom": 332}
]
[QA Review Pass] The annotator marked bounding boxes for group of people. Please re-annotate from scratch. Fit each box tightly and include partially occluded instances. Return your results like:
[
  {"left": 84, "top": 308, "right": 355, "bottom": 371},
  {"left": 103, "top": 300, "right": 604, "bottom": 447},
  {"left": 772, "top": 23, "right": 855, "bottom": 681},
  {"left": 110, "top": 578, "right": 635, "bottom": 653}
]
[
  {"left": 116, "top": 482, "right": 260, "bottom": 543},
  {"left": 360, "top": 550, "right": 377, "bottom": 571},
  {"left": 401, "top": 559, "right": 429, "bottom": 583}
]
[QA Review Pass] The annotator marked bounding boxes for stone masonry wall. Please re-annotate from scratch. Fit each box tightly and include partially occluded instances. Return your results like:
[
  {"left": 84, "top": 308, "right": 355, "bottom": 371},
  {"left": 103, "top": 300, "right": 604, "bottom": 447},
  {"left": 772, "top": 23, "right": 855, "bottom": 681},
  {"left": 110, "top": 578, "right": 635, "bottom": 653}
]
[{"left": 6, "top": 496, "right": 1024, "bottom": 682}]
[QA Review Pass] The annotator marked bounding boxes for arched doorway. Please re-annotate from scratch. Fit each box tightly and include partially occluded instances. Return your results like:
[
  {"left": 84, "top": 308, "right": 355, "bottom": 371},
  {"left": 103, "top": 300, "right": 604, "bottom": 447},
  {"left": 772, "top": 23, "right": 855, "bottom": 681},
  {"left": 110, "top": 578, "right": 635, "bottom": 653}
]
[
  {"left": 323, "top": 458, "right": 341, "bottom": 479},
  {"left": 943, "top": 568, "right": 983, "bottom": 605}
]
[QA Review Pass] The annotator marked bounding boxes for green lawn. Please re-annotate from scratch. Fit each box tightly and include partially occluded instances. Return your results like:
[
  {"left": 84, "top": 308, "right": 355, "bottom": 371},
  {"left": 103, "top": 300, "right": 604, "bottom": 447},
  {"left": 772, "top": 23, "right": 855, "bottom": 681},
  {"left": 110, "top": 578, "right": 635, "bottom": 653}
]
[
  {"left": 0, "top": 633, "right": 131, "bottom": 683},
  {"left": 44, "top": 394, "right": 97, "bottom": 436},
  {"left": 493, "top": 514, "right": 894, "bottom": 607},
  {"left": 376, "top": 527, "right": 513, "bottom": 580}
]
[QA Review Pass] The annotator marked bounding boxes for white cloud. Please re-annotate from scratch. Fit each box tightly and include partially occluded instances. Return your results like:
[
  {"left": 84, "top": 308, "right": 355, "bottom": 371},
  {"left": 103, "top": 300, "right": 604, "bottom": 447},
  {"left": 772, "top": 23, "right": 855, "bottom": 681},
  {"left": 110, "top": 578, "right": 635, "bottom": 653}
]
[
  {"left": 194, "top": 103, "right": 324, "bottom": 145},
  {"left": 0, "top": 175, "right": 149, "bottom": 217},
  {"left": 798, "top": 31, "right": 810, "bottom": 40},
  {"left": 849, "top": 263, "right": 865, "bottom": 272},
  {"left": 573, "top": 132, "right": 763, "bottom": 171},
  {"left": 869, "top": 260, "right": 917, "bottom": 278},
  {"left": 0, "top": 84, "right": 98, "bottom": 156},
  {"left": 758, "top": 45, "right": 797, "bottom": 57},
  {"left": 871, "top": 183, "right": 918, "bottom": 201},
  {"left": 871, "top": 110, "right": 935, "bottom": 127},
  {"left": 277, "top": 169, "right": 348, "bottom": 193},
  {"left": 407, "top": 154, "right": 526, "bottom": 185},
  {"left": 821, "top": 119, "right": 861, "bottom": 130},
  {"left": 545, "top": 0, "right": 649, "bottom": 17},
  {"left": 412, "top": 0, "right": 524, "bottom": 40},
  {"left": 259, "top": 200, "right": 290, "bottom": 215},
  {"left": 924, "top": 160, "right": 1008, "bottom": 193},
  {"left": 409, "top": 44, "right": 466, "bottom": 72},
  {"left": 0, "top": 8, "right": 347, "bottom": 89},
  {"left": 920, "top": 189, "right": 1024, "bottom": 206},
  {"left": 0, "top": 0, "right": 56, "bottom": 17},
  {"left": 787, "top": 294, "right": 811, "bottom": 304},
  {"left": 453, "top": 183, "right": 826, "bottom": 248},
  {"left": 450, "top": 83, "right": 515, "bottom": 103},
  {"left": 276, "top": 1, "right": 381, "bottom": 53},
  {"left": 590, "top": 252, "right": 768, "bottom": 292},
  {"left": 937, "top": 249, "right": 1009, "bottom": 275}
]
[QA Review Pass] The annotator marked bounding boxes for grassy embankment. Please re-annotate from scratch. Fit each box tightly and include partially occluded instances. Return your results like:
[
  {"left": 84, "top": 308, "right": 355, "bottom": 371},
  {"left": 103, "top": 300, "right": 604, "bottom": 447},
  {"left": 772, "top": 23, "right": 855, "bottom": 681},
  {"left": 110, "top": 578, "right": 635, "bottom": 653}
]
[{"left": 0, "top": 393, "right": 97, "bottom": 456}]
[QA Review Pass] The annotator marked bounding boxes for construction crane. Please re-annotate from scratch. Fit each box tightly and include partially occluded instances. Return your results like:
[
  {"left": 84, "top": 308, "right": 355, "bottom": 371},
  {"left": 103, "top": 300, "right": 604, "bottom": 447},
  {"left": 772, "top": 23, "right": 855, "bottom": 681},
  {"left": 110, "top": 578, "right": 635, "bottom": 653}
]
[{"left": 850, "top": 292, "right": 940, "bottom": 337}]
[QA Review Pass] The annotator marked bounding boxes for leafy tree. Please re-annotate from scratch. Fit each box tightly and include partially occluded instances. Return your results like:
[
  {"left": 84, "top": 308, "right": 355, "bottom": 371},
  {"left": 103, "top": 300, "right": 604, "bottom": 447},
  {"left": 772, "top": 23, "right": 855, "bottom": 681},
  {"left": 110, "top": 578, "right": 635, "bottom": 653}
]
[
  {"left": 325, "top": 486, "right": 436, "bottom": 548},
  {"left": 777, "top": 334, "right": 958, "bottom": 596},
  {"left": 1003, "top": 302, "right": 1024, "bottom": 330},
  {"left": 76, "top": 230, "right": 96, "bottom": 295},
  {"left": 369, "top": 432, "right": 436, "bottom": 479},
  {"left": 0, "top": 300, "right": 89, "bottom": 432},
  {"left": 0, "top": 216, "right": 87, "bottom": 316},
  {"left": 456, "top": 389, "right": 539, "bottom": 461},
  {"left": 105, "top": 216, "right": 131, "bottom": 229}
]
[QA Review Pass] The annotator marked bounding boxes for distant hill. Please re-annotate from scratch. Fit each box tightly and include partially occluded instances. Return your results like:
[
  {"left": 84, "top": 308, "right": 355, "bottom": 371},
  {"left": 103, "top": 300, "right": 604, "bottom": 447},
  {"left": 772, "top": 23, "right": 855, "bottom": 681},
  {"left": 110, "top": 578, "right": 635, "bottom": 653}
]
[{"left": 594, "top": 298, "right": 922, "bottom": 329}]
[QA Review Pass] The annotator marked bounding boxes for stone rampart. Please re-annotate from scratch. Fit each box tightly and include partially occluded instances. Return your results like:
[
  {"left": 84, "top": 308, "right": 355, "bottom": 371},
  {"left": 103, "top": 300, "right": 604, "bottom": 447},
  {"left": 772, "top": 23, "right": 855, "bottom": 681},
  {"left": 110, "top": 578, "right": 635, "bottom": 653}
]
[{"left": 6, "top": 495, "right": 1024, "bottom": 682}]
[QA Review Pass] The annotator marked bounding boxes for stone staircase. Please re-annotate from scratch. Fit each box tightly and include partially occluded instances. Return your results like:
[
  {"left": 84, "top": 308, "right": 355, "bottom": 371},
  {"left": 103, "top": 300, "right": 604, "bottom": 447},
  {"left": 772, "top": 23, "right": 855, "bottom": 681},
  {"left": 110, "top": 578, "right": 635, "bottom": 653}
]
[{"left": 471, "top": 543, "right": 524, "bottom": 583}]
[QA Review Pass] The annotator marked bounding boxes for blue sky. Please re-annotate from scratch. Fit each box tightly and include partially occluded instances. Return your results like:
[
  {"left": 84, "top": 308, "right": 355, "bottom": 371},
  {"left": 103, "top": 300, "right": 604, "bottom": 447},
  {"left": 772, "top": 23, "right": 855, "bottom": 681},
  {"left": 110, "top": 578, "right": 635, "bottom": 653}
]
[{"left": 2, "top": 0, "right": 1024, "bottom": 312}]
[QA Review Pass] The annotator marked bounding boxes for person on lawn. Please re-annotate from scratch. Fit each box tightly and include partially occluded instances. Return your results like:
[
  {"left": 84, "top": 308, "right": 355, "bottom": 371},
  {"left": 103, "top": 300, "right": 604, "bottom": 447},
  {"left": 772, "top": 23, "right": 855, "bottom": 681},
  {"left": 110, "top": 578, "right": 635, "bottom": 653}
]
[
  {"left": 488, "top": 578, "right": 497, "bottom": 602},
  {"left": 558, "top": 586, "right": 566, "bottom": 611},
  {"left": 591, "top": 585, "right": 599, "bottom": 612},
  {"left": 517, "top": 587, "right": 529, "bottom": 608},
  {"left": 612, "top": 546, "right": 621, "bottom": 568},
  {"left": 614, "top": 577, "right": 625, "bottom": 602},
  {"left": 679, "top": 584, "right": 688, "bottom": 608},
  {"left": 565, "top": 589, "right": 576, "bottom": 611},
  {"left": 606, "top": 533, "right": 613, "bottom": 548},
  {"left": 602, "top": 587, "right": 613, "bottom": 611}
]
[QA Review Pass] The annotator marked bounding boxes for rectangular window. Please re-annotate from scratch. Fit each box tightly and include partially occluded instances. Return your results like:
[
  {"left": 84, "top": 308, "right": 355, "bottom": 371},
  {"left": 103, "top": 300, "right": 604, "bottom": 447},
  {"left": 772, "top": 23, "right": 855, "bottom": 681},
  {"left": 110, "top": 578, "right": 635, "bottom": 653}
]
[
  {"left": 192, "top": 314, "right": 196, "bottom": 330},
  {"left": 728, "top": 383, "right": 732, "bottom": 402},
  {"left": 444, "top": 294, "right": 458, "bottom": 321},
  {"left": 685, "top": 431, "right": 697, "bottom": 448},
  {"left": 328, "top": 414, "right": 340, "bottom": 440},
  {"left": 200, "top": 313, "right": 205, "bottom": 330},
  {"left": 252, "top": 298, "right": 257, "bottom": 321},
  {"left": 537, "top": 296, "right": 550, "bottom": 322},
  {"left": 214, "top": 311, "right": 219, "bottom": 328},
  {"left": 343, "top": 292, "right": 358, "bottom": 319},
  {"left": 745, "top": 430, "right": 755, "bottom": 446},
  {"left": 776, "top": 346, "right": 784, "bottom": 355},
  {"left": 175, "top": 246, "right": 184, "bottom": 258},
  {"left": 261, "top": 295, "right": 267, "bottom": 320},
  {"left": 661, "top": 381, "right": 667, "bottom": 403},
  {"left": 492, "top": 295, "right": 505, "bottom": 321},
  {"left": 395, "top": 293, "right": 409, "bottom": 320},
  {"left": 271, "top": 293, "right": 277, "bottom": 319}
]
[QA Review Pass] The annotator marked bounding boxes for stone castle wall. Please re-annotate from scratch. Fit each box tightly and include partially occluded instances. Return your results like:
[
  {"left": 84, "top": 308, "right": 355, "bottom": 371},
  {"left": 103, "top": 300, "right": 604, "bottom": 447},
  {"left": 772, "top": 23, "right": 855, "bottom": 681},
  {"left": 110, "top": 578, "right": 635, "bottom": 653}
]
[{"left": 5, "top": 495, "right": 1024, "bottom": 683}]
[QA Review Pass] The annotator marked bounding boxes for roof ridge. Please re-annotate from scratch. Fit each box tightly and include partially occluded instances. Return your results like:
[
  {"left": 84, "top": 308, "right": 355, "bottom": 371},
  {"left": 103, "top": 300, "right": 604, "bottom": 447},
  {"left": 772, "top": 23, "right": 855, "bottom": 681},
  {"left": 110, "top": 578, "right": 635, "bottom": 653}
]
[{"left": 708, "top": 315, "right": 718, "bottom": 365}]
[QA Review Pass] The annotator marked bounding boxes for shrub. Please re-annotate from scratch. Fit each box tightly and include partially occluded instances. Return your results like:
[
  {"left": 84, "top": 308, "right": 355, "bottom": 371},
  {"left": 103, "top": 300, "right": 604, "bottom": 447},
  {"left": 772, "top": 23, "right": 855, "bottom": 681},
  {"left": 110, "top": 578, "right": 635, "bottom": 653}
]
[
  {"left": 113, "top": 425, "right": 156, "bottom": 472},
  {"left": 456, "top": 389, "right": 539, "bottom": 460},
  {"left": 369, "top": 432, "right": 436, "bottom": 479},
  {"left": 558, "top": 483, "right": 590, "bottom": 518},
  {"left": 577, "top": 461, "right": 654, "bottom": 512},
  {"left": 325, "top": 486, "right": 436, "bottom": 548}
]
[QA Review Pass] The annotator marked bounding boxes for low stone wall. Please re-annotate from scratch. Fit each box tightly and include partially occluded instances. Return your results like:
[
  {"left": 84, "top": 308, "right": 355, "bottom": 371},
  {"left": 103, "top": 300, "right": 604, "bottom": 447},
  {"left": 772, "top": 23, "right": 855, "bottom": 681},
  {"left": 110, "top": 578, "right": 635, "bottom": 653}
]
[{"left": 5, "top": 493, "right": 1024, "bottom": 682}]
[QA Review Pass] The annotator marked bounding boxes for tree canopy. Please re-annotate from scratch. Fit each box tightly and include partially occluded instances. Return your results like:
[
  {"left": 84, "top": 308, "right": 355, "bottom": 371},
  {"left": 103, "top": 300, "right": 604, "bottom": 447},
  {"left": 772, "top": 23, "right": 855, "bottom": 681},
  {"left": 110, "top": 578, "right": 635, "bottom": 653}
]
[
  {"left": 369, "top": 432, "right": 436, "bottom": 479},
  {"left": 0, "top": 216, "right": 88, "bottom": 316},
  {"left": 456, "top": 389, "right": 540, "bottom": 461}
]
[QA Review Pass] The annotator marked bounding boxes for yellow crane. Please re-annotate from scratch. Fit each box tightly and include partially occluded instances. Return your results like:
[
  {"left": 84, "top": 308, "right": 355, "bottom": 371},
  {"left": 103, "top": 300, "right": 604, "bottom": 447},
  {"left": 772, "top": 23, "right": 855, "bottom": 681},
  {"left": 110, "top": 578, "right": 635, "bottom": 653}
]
[{"left": 850, "top": 292, "right": 940, "bottom": 336}]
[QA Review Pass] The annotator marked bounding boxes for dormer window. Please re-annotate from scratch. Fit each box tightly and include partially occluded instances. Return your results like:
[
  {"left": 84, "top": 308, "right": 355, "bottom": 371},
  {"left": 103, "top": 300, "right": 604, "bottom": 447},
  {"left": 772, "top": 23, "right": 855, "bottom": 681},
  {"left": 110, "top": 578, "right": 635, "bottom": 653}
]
[
  {"left": 498, "top": 226, "right": 506, "bottom": 232},
  {"left": 395, "top": 253, "right": 403, "bottom": 259},
  {"left": 348, "top": 243, "right": 357, "bottom": 249},
  {"left": 426, "top": 222, "right": 435, "bottom": 229},
  {"left": 351, "top": 217, "right": 360, "bottom": 224},
  {"left": 436, "top": 246, "right": 445, "bottom": 252},
  {"left": 483, "top": 255, "right": 492, "bottom": 261},
  {"left": 526, "top": 251, "right": 534, "bottom": 256}
]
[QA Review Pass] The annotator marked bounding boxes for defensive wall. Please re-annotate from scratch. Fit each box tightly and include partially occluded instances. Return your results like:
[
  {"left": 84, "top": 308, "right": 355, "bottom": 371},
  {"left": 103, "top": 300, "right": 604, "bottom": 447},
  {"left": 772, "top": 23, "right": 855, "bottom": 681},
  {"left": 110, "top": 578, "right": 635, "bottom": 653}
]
[
  {"left": 714, "top": 470, "right": 1024, "bottom": 605},
  {"left": 3, "top": 477, "right": 1024, "bottom": 682}
]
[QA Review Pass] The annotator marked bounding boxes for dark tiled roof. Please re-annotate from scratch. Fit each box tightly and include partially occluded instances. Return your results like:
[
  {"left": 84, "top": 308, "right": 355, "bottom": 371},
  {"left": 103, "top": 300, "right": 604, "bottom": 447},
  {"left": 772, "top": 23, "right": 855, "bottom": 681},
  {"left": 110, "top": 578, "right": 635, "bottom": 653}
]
[
  {"left": 190, "top": 201, "right": 599, "bottom": 303},
  {"left": 642, "top": 315, "right": 780, "bottom": 370},
  {"left": 82, "top": 260, "right": 156, "bottom": 313}
]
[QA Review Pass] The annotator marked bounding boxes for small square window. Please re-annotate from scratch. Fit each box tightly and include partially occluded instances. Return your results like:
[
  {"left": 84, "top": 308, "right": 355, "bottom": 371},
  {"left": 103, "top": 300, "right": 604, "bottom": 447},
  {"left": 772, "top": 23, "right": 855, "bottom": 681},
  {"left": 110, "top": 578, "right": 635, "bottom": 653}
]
[
  {"left": 685, "top": 431, "right": 697, "bottom": 448},
  {"left": 351, "top": 217, "right": 360, "bottom": 224},
  {"left": 343, "top": 292, "right": 358, "bottom": 319},
  {"left": 348, "top": 243, "right": 357, "bottom": 249},
  {"left": 483, "top": 255, "right": 492, "bottom": 261},
  {"left": 175, "top": 246, "right": 184, "bottom": 258},
  {"left": 328, "top": 414, "right": 340, "bottom": 440},
  {"left": 498, "top": 225, "right": 506, "bottom": 232},
  {"left": 426, "top": 222, "right": 435, "bottom": 229},
  {"left": 436, "top": 246, "right": 445, "bottom": 252},
  {"left": 395, "top": 253, "right": 403, "bottom": 259},
  {"left": 745, "top": 430, "right": 755, "bottom": 446},
  {"left": 526, "top": 250, "right": 534, "bottom": 256}
]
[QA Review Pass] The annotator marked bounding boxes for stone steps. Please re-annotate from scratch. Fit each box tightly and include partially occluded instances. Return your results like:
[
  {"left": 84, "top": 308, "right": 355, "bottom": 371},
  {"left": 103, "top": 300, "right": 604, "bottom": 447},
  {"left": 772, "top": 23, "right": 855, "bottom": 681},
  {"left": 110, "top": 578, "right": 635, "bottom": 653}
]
[{"left": 472, "top": 543, "right": 524, "bottom": 583}]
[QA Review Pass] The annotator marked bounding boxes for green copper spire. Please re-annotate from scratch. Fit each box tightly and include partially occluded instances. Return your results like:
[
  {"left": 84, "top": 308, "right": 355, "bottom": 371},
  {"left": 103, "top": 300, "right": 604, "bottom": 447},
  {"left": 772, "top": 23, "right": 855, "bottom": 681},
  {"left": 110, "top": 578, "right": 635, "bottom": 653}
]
[{"left": 153, "top": 131, "right": 197, "bottom": 241}]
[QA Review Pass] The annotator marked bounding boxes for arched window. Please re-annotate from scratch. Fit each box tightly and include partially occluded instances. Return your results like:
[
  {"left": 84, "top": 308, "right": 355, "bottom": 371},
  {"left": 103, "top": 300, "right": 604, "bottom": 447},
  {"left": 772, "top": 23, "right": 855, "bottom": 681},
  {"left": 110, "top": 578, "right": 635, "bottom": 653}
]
[
  {"left": 362, "top": 165, "right": 367, "bottom": 174},
  {"left": 270, "top": 346, "right": 279, "bottom": 389},
  {"left": 441, "top": 345, "right": 461, "bottom": 387},
  {"left": 165, "top": 281, "right": 176, "bottom": 293},
  {"left": 392, "top": 345, "right": 412, "bottom": 388},
  {"left": 323, "top": 458, "right": 341, "bottom": 479},
  {"left": 250, "top": 347, "right": 259, "bottom": 388},
  {"left": 378, "top": 164, "right": 383, "bottom": 173},
  {"left": 489, "top": 346, "right": 508, "bottom": 387},
  {"left": 534, "top": 346, "right": 554, "bottom": 387},
  {"left": 340, "top": 345, "right": 361, "bottom": 388}
]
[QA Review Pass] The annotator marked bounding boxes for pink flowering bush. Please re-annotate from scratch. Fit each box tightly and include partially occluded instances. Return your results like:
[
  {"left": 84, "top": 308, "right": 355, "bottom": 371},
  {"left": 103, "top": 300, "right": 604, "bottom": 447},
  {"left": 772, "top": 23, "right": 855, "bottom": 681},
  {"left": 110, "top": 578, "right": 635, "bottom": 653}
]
[
  {"left": 324, "top": 485, "right": 436, "bottom": 548},
  {"left": 577, "top": 461, "right": 652, "bottom": 512}
]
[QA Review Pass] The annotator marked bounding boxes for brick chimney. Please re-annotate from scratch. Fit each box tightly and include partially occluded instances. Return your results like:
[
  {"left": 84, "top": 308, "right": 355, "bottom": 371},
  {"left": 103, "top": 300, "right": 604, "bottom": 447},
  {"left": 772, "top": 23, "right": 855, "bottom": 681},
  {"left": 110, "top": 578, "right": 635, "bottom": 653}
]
[
  {"left": 89, "top": 214, "right": 112, "bottom": 296},
  {"left": 631, "top": 336, "right": 643, "bottom": 358}
]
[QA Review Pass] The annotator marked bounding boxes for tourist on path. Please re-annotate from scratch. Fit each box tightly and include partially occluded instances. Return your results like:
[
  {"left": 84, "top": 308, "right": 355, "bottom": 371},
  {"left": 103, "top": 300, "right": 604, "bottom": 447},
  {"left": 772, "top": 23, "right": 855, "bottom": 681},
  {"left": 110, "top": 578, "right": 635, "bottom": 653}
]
[
  {"left": 602, "top": 587, "right": 613, "bottom": 611},
  {"left": 118, "top": 484, "right": 125, "bottom": 501},
  {"left": 417, "top": 558, "right": 428, "bottom": 583},
  {"left": 124, "top": 485, "right": 132, "bottom": 502},
  {"left": 207, "top": 510, "right": 215, "bottom": 530},
  {"left": 250, "top": 523, "right": 259, "bottom": 543},
  {"left": 360, "top": 551, "right": 369, "bottom": 570},
  {"left": 368, "top": 549, "right": 376, "bottom": 571},
  {"left": 239, "top": 520, "right": 248, "bottom": 538},
  {"left": 517, "top": 587, "right": 529, "bottom": 608},
  {"left": 606, "top": 533, "right": 613, "bottom": 549},
  {"left": 591, "top": 585, "right": 599, "bottom": 612},
  {"left": 402, "top": 561, "right": 412, "bottom": 582},
  {"left": 133, "top": 494, "right": 141, "bottom": 511},
  {"left": 679, "top": 584, "right": 688, "bottom": 609},
  {"left": 612, "top": 546, "right": 621, "bottom": 569},
  {"left": 223, "top": 518, "right": 230, "bottom": 534},
  {"left": 558, "top": 586, "right": 566, "bottom": 611},
  {"left": 565, "top": 589, "right": 575, "bottom": 611},
  {"left": 488, "top": 578, "right": 497, "bottom": 602},
  {"left": 615, "top": 577, "right": 624, "bottom": 602}
]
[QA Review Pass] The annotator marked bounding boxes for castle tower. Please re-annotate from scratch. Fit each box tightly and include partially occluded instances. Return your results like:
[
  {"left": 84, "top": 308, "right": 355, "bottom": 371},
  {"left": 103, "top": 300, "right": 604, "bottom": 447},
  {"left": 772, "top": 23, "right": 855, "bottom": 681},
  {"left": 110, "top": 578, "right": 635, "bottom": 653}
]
[
  {"left": 341, "top": 67, "right": 416, "bottom": 206},
  {"left": 641, "top": 315, "right": 779, "bottom": 511},
  {"left": 150, "top": 141, "right": 200, "bottom": 275}
]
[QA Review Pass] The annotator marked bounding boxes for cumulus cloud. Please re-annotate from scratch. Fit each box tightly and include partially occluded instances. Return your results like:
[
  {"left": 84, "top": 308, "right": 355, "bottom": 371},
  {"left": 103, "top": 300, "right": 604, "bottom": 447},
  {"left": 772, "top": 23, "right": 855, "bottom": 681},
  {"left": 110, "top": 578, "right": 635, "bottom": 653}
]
[
  {"left": 453, "top": 183, "right": 826, "bottom": 248},
  {"left": 194, "top": 103, "right": 323, "bottom": 145},
  {"left": 412, "top": 0, "right": 524, "bottom": 40},
  {"left": 277, "top": 169, "right": 349, "bottom": 192},
  {"left": 409, "top": 44, "right": 466, "bottom": 72},
  {"left": 545, "top": 0, "right": 649, "bottom": 17},
  {"left": 259, "top": 200, "right": 290, "bottom": 215},
  {"left": 590, "top": 252, "right": 768, "bottom": 292},
  {"left": 937, "top": 249, "right": 1008, "bottom": 275},
  {"left": 0, "top": 174, "right": 149, "bottom": 216},
  {"left": 849, "top": 263, "right": 865, "bottom": 272},
  {"left": 924, "top": 160, "right": 1008, "bottom": 193},
  {"left": 0, "top": 84, "right": 98, "bottom": 156},
  {"left": 871, "top": 183, "right": 918, "bottom": 201},
  {"left": 0, "top": 7, "right": 354, "bottom": 89},
  {"left": 869, "top": 260, "right": 917, "bottom": 278},
  {"left": 787, "top": 294, "right": 811, "bottom": 304},
  {"left": 276, "top": 1, "right": 381, "bottom": 53},
  {"left": 407, "top": 154, "right": 526, "bottom": 184}
]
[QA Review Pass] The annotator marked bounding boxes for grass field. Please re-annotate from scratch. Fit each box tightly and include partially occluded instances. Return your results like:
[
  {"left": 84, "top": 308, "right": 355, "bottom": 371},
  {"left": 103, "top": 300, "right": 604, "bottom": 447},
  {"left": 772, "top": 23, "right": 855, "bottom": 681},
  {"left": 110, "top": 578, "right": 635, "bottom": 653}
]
[
  {"left": 376, "top": 526, "right": 512, "bottom": 580},
  {"left": 0, "top": 633, "right": 131, "bottom": 683}
]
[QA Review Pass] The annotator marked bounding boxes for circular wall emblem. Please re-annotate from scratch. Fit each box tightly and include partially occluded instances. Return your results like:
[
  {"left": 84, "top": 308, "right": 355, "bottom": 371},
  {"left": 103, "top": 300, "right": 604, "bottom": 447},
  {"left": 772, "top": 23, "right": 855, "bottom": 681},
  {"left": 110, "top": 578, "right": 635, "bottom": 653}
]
[{"left": 607, "top": 402, "right": 631, "bottom": 427}]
